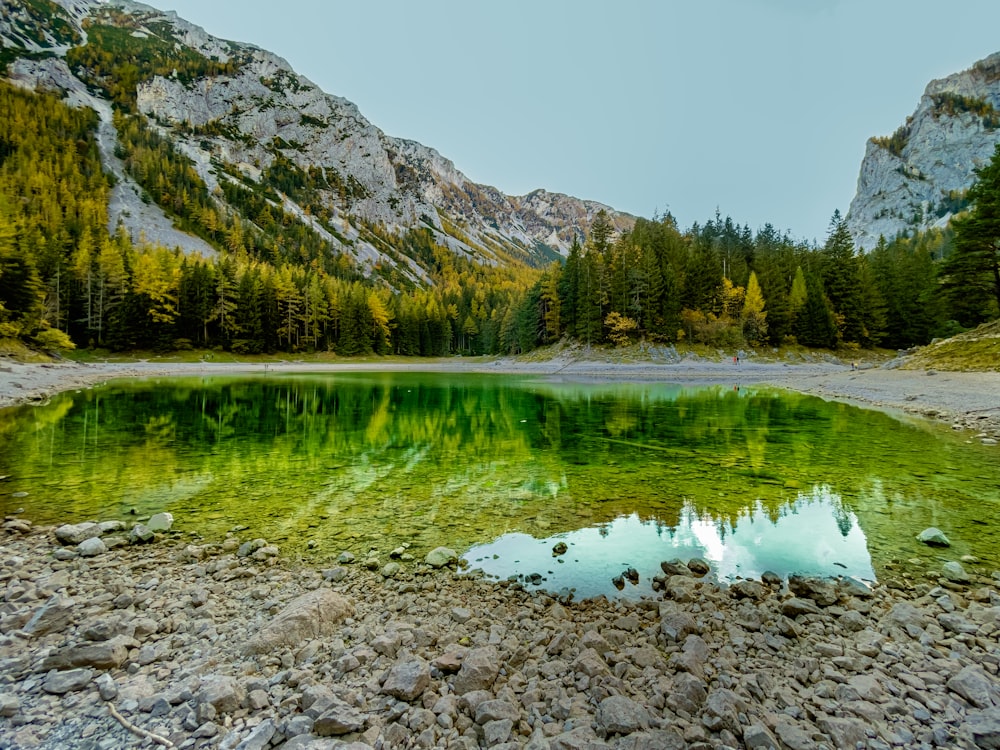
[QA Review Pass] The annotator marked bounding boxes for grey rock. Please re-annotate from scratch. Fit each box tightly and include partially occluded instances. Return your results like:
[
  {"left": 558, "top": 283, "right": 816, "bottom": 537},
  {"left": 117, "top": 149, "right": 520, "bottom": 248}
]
[
  {"left": 42, "top": 667, "right": 93, "bottom": 695},
  {"left": 660, "top": 610, "right": 698, "bottom": 641},
  {"left": 234, "top": 719, "right": 275, "bottom": 750},
  {"left": 948, "top": 665, "right": 997, "bottom": 708},
  {"left": 846, "top": 51, "right": 1000, "bottom": 249},
  {"left": 146, "top": 512, "right": 173, "bottom": 531},
  {"left": 244, "top": 589, "right": 353, "bottom": 654},
  {"left": 781, "top": 597, "right": 821, "bottom": 618},
  {"left": 884, "top": 601, "right": 926, "bottom": 633},
  {"left": 0, "top": 694, "right": 20, "bottom": 718},
  {"left": 97, "top": 520, "right": 126, "bottom": 534},
  {"left": 321, "top": 567, "right": 347, "bottom": 582},
  {"left": 943, "top": 560, "right": 971, "bottom": 583},
  {"left": 54, "top": 522, "right": 101, "bottom": 545},
  {"left": 337, "top": 551, "right": 355, "bottom": 564},
  {"left": 939, "top": 612, "right": 980, "bottom": 634},
  {"left": 453, "top": 646, "right": 500, "bottom": 695},
  {"left": 968, "top": 707, "right": 1000, "bottom": 749},
  {"left": 283, "top": 715, "right": 315, "bottom": 738},
  {"left": 314, "top": 700, "right": 366, "bottom": 735},
  {"left": 687, "top": 557, "right": 711, "bottom": 575},
  {"left": 743, "top": 724, "right": 780, "bottom": 750},
  {"left": 917, "top": 527, "right": 951, "bottom": 547},
  {"left": 670, "top": 672, "right": 708, "bottom": 714},
  {"left": 787, "top": 574, "right": 838, "bottom": 606},
  {"left": 41, "top": 637, "right": 131, "bottom": 670},
  {"left": 659, "top": 559, "right": 692, "bottom": 577},
  {"left": 613, "top": 730, "right": 685, "bottom": 750},
  {"left": 381, "top": 659, "right": 430, "bottom": 702},
  {"left": 22, "top": 594, "right": 75, "bottom": 637},
  {"left": 425, "top": 547, "right": 457, "bottom": 568},
  {"left": 380, "top": 562, "right": 401, "bottom": 578},
  {"left": 95, "top": 672, "right": 117, "bottom": 701},
  {"left": 596, "top": 695, "right": 649, "bottom": 735},
  {"left": 730, "top": 579, "right": 767, "bottom": 601},
  {"left": 702, "top": 688, "right": 744, "bottom": 735},
  {"left": 483, "top": 718, "right": 514, "bottom": 745},
  {"left": 77, "top": 536, "right": 107, "bottom": 557},
  {"left": 549, "top": 726, "right": 609, "bottom": 750},
  {"left": 129, "top": 523, "right": 155, "bottom": 544},
  {"left": 475, "top": 699, "right": 519, "bottom": 725},
  {"left": 197, "top": 674, "right": 246, "bottom": 714},
  {"left": 817, "top": 716, "right": 867, "bottom": 749},
  {"left": 237, "top": 538, "right": 266, "bottom": 557},
  {"left": 774, "top": 721, "right": 814, "bottom": 750}
]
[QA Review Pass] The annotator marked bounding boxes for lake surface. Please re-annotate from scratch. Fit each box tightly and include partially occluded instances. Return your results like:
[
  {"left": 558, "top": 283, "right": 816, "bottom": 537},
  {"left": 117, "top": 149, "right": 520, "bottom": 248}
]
[{"left": 1, "top": 372, "right": 997, "bottom": 598}]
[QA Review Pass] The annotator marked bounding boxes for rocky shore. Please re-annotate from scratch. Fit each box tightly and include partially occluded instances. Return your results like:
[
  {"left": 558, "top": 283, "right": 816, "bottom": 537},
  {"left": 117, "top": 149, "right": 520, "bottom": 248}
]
[{"left": 2, "top": 518, "right": 1000, "bottom": 750}]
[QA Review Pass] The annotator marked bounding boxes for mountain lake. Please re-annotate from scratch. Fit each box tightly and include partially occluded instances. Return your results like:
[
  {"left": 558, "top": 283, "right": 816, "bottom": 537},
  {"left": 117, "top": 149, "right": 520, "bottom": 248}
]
[{"left": 0, "top": 372, "right": 996, "bottom": 599}]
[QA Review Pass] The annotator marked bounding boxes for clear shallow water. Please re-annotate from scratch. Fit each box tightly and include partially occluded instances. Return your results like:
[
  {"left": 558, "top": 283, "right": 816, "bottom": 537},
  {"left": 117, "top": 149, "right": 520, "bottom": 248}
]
[{"left": 0, "top": 372, "right": 996, "bottom": 598}]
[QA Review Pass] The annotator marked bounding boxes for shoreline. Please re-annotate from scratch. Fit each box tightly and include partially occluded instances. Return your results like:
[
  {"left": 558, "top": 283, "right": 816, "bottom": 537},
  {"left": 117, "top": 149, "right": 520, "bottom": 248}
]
[{"left": 2, "top": 356, "right": 999, "bottom": 437}]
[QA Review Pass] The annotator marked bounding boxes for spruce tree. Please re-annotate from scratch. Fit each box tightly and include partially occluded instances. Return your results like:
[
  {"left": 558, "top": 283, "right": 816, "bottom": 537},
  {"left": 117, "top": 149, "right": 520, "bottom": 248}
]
[{"left": 942, "top": 142, "right": 1000, "bottom": 325}]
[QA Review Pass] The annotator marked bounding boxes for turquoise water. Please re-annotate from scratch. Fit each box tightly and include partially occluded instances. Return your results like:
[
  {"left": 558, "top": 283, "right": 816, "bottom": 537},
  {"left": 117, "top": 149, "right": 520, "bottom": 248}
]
[{"left": 0, "top": 372, "right": 996, "bottom": 597}]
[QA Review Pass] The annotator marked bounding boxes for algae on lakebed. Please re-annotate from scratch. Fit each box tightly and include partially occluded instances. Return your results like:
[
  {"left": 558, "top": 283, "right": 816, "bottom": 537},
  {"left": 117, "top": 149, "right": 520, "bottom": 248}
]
[{"left": 0, "top": 372, "right": 996, "bottom": 594}]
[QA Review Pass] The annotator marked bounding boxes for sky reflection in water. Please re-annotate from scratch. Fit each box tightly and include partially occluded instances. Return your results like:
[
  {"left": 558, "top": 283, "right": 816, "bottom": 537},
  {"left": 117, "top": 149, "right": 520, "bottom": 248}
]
[{"left": 465, "top": 486, "right": 876, "bottom": 599}]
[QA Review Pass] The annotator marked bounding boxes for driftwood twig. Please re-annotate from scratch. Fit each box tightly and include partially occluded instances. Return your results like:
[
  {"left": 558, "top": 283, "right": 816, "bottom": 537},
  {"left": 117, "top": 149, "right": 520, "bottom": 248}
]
[{"left": 107, "top": 703, "right": 175, "bottom": 748}]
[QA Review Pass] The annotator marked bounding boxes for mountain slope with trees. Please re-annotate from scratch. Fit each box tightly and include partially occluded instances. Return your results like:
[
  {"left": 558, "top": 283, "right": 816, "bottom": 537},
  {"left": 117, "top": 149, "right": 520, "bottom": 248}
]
[{"left": 0, "top": 0, "right": 997, "bottom": 358}]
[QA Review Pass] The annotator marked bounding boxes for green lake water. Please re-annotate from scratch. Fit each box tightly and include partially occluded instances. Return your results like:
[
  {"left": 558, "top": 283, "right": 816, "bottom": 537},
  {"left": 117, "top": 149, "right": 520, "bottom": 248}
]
[{"left": 0, "top": 372, "right": 997, "bottom": 599}]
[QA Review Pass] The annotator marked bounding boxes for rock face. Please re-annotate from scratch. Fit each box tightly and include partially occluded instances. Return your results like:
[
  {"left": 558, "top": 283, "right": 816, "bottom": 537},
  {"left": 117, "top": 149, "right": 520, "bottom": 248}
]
[
  {"left": 847, "top": 51, "right": 1000, "bottom": 249},
  {"left": 3, "top": 0, "right": 634, "bottom": 280}
]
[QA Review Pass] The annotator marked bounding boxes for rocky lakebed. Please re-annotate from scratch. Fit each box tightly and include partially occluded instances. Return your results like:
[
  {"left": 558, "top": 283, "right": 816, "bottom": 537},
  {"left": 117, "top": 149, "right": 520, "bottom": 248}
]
[{"left": 1, "top": 516, "right": 1000, "bottom": 750}]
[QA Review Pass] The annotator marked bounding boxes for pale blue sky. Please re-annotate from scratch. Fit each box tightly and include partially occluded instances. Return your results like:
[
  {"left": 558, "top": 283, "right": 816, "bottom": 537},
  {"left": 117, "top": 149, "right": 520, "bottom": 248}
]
[{"left": 160, "top": 0, "right": 1000, "bottom": 243}]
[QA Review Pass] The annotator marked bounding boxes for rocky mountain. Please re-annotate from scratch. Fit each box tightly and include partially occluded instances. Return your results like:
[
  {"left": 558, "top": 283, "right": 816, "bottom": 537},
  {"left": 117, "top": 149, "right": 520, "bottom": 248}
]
[
  {"left": 846, "top": 51, "right": 1000, "bottom": 250},
  {"left": 0, "top": 0, "right": 634, "bottom": 286}
]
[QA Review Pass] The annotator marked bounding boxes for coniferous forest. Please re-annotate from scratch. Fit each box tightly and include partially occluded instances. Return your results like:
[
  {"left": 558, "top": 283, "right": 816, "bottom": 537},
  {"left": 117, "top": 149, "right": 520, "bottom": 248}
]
[{"left": 0, "top": 77, "right": 996, "bottom": 359}]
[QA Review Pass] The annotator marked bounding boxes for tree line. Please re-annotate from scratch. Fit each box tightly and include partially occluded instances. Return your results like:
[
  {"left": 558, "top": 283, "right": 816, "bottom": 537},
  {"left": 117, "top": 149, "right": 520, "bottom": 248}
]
[{"left": 2, "top": 77, "right": 997, "bottom": 359}]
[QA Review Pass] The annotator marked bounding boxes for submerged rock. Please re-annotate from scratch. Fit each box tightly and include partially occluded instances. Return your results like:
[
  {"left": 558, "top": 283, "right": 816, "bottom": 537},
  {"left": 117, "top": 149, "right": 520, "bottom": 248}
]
[{"left": 917, "top": 527, "right": 951, "bottom": 547}]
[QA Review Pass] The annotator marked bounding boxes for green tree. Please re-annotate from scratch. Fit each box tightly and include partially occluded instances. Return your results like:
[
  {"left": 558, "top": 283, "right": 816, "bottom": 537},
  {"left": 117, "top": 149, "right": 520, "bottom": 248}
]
[{"left": 941, "top": 142, "right": 1000, "bottom": 325}]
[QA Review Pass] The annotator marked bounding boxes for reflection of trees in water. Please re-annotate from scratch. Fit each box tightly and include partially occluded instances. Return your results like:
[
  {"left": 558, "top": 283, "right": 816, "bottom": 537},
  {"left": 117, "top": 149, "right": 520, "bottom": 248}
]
[{"left": 2, "top": 375, "right": 995, "bottom": 570}]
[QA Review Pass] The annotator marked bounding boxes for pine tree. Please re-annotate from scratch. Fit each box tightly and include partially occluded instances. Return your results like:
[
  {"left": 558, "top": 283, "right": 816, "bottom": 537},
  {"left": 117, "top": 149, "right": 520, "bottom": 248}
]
[{"left": 942, "top": 142, "right": 1000, "bottom": 324}]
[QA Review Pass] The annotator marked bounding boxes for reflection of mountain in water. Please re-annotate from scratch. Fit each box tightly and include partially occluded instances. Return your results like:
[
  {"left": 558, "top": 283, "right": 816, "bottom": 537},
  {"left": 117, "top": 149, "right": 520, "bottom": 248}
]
[{"left": 464, "top": 486, "right": 876, "bottom": 599}]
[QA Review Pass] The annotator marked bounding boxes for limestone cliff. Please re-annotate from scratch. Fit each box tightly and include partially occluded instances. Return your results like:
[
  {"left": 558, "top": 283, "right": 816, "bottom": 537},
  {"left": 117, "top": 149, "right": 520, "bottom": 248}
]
[{"left": 847, "top": 52, "right": 1000, "bottom": 249}]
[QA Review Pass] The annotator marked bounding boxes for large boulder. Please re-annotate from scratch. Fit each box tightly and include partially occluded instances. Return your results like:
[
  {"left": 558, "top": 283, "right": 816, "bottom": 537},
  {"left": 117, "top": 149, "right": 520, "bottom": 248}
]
[
  {"left": 54, "top": 522, "right": 101, "bottom": 546},
  {"left": 244, "top": 589, "right": 353, "bottom": 654},
  {"left": 453, "top": 646, "right": 500, "bottom": 695},
  {"left": 425, "top": 547, "right": 457, "bottom": 568}
]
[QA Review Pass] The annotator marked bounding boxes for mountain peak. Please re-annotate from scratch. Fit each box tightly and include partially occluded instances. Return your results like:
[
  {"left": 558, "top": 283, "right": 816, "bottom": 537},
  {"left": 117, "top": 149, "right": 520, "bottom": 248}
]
[{"left": 846, "top": 50, "right": 1000, "bottom": 249}]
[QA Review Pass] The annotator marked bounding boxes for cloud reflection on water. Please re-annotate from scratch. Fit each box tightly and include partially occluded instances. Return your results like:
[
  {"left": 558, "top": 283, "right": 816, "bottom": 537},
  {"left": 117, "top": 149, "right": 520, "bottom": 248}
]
[{"left": 463, "top": 485, "right": 875, "bottom": 599}]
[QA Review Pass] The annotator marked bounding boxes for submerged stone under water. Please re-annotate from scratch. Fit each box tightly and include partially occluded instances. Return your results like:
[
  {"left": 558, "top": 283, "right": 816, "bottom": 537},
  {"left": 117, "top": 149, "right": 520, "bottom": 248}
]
[{"left": 0, "top": 372, "right": 996, "bottom": 598}]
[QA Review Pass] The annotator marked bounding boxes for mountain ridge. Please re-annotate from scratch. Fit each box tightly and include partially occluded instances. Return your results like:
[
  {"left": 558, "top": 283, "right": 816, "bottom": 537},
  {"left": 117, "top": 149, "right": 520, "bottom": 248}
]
[{"left": 1, "top": 0, "right": 635, "bottom": 286}]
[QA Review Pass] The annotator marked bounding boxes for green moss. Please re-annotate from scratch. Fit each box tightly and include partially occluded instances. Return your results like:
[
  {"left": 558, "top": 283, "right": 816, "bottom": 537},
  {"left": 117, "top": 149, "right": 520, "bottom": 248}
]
[{"left": 902, "top": 320, "right": 1000, "bottom": 371}]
